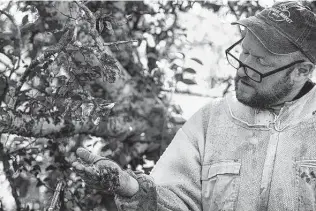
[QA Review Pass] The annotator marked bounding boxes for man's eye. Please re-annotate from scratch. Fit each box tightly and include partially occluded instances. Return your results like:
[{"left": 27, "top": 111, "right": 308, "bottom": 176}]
[{"left": 257, "top": 57, "right": 267, "bottom": 65}]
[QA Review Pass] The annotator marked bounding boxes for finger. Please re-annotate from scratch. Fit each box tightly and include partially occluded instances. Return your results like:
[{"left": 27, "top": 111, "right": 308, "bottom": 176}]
[
  {"left": 85, "top": 165, "right": 100, "bottom": 176},
  {"left": 76, "top": 147, "right": 102, "bottom": 164},
  {"left": 73, "top": 165, "right": 97, "bottom": 178},
  {"left": 72, "top": 161, "right": 85, "bottom": 172},
  {"left": 72, "top": 162, "right": 98, "bottom": 176}
]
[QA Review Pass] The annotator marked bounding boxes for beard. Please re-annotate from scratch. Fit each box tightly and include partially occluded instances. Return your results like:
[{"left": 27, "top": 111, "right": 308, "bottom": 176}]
[{"left": 234, "top": 74, "right": 294, "bottom": 109}]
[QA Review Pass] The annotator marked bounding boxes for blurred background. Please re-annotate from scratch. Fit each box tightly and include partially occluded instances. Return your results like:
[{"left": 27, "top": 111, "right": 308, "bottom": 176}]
[{"left": 0, "top": 1, "right": 316, "bottom": 210}]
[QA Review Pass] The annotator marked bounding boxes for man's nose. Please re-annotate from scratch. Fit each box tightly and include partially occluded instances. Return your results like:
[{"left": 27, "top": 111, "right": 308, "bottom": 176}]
[{"left": 237, "top": 66, "right": 247, "bottom": 77}]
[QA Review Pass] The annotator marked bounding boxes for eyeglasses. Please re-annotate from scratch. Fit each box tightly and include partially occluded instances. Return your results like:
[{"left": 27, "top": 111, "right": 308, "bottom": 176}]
[{"left": 225, "top": 37, "right": 305, "bottom": 83}]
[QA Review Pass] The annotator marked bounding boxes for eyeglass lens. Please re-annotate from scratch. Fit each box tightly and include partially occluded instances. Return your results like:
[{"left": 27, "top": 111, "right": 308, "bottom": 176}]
[
  {"left": 226, "top": 53, "right": 240, "bottom": 69},
  {"left": 244, "top": 67, "right": 261, "bottom": 82},
  {"left": 227, "top": 53, "right": 261, "bottom": 82}
]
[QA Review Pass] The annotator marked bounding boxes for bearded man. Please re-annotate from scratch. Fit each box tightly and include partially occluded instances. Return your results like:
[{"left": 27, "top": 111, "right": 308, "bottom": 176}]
[{"left": 73, "top": 1, "right": 316, "bottom": 210}]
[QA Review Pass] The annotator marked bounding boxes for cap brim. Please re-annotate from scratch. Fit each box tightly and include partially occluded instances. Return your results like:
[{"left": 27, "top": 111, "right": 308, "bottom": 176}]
[{"left": 232, "top": 16, "right": 298, "bottom": 55}]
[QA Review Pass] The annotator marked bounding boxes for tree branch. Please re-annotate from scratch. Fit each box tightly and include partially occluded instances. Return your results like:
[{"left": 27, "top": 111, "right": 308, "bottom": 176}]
[
  {"left": 104, "top": 40, "right": 138, "bottom": 46},
  {"left": 75, "top": 2, "right": 96, "bottom": 29},
  {"left": 8, "top": 138, "right": 37, "bottom": 155},
  {"left": 0, "top": 105, "right": 133, "bottom": 139},
  {"left": 13, "top": 28, "right": 74, "bottom": 107},
  {"left": 0, "top": 9, "right": 22, "bottom": 72}
]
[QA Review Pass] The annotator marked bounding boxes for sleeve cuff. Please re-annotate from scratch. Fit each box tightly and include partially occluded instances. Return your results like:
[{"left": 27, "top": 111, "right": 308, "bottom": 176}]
[{"left": 115, "top": 169, "right": 157, "bottom": 211}]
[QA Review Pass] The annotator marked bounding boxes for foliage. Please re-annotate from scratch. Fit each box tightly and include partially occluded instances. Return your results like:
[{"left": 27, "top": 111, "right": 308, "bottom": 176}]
[
  {"left": 1, "top": 1, "right": 316, "bottom": 211},
  {"left": 0, "top": 1, "right": 185, "bottom": 210}
]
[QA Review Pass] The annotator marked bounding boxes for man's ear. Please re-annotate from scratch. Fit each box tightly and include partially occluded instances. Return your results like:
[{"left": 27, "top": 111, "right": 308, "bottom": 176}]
[{"left": 292, "top": 61, "right": 315, "bottom": 82}]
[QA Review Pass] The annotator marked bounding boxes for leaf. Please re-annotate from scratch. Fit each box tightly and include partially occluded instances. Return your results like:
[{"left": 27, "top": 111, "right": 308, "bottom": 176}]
[
  {"left": 183, "top": 67, "right": 196, "bottom": 74},
  {"left": 170, "top": 114, "right": 186, "bottom": 124},
  {"left": 71, "top": 94, "right": 82, "bottom": 101},
  {"left": 182, "top": 79, "right": 197, "bottom": 85},
  {"left": 36, "top": 95, "right": 46, "bottom": 102},
  {"left": 18, "top": 150, "right": 26, "bottom": 156},
  {"left": 98, "top": 19, "right": 105, "bottom": 33},
  {"left": 57, "top": 75, "right": 68, "bottom": 83},
  {"left": 30, "top": 5, "right": 37, "bottom": 13},
  {"left": 72, "top": 52, "right": 85, "bottom": 64},
  {"left": 13, "top": 137, "right": 26, "bottom": 144},
  {"left": 182, "top": 72, "right": 197, "bottom": 85},
  {"left": 43, "top": 177, "right": 51, "bottom": 182},
  {"left": 17, "top": 92, "right": 28, "bottom": 103},
  {"left": 190, "top": 58, "right": 203, "bottom": 65},
  {"left": 24, "top": 158, "right": 32, "bottom": 165},
  {"left": 146, "top": 143, "right": 160, "bottom": 153},
  {"left": 105, "top": 21, "right": 114, "bottom": 34},
  {"left": 12, "top": 160, "right": 19, "bottom": 171},
  {"left": 31, "top": 165, "right": 41, "bottom": 174},
  {"left": 22, "top": 15, "right": 29, "bottom": 25},
  {"left": 12, "top": 170, "right": 20, "bottom": 179},
  {"left": 36, "top": 178, "right": 44, "bottom": 187},
  {"left": 93, "top": 141, "right": 98, "bottom": 147},
  {"left": 45, "top": 165, "right": 57, "bottom": 171},
  {"left": 0, "top": 75, "right": 7, "bottom": 95},
  {"left": 126, "top": 14, "right": 133, "bottom": 20}
]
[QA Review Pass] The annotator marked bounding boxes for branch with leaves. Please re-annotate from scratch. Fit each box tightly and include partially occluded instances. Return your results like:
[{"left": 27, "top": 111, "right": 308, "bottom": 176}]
[
  {"left": 0, "top": 100, "right": 134, "bottom": 139},
  {"left": 13, "top": 28, "right": 75, "bottom": 104},
  {"left": 0, "top": 141, "right": 22, "bottom": 210},
  {"left": 0, "top": 1, "right": 181, "bottom": 210},
  {"left": 0, "top": 9, "right": 22, "bottom": 71}
]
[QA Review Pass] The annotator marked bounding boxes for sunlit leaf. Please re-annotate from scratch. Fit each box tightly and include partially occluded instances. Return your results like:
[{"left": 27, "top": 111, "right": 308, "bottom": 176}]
[
  {"left": 45, "top": 165, "right": 57, "bottom": 171},
  {"left": 190, "top": 58, "right": 203, "bottom": 65},
  {"left": 105, "top": 21, "right": 114, "bottom": 34},
  {"left": 183, "top": 67, "right": 196, "bottom": 74},
  {"left": 22, "top": 15, "right": 29, "bottom": 25},
  {"left": 98, "top": 19, "right": 105, "bottom": 33}
]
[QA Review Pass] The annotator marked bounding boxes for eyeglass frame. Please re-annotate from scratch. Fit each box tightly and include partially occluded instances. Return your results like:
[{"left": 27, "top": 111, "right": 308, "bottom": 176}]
[{"left": 225, "top": 37, "right": 305, "bottom": 83}]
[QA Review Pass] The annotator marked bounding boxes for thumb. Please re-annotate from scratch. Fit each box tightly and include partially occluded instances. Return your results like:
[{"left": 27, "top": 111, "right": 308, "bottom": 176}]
[{"left": 76, "top": 147, "right": 102, "bottom": 164}]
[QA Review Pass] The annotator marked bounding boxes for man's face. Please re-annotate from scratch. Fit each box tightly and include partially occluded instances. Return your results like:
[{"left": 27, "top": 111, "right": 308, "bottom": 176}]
[{"left": 234, "top": 31, "right": 295, "bottom": 109}]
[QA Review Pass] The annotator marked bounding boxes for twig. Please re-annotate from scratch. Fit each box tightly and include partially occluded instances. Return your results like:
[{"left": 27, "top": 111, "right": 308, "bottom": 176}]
[
  {"left": 75, "top": 1, "right": 96, "bottom": 29},
  {"left": 103, "top": 40, "right": 138, "bottom": 46},
  {"left": 227, "top": 2, "right": 243, "bottom": 36},
  {"left": 75, "top": 2, "right": 106, "bottom": 53},
  {"left": 75, "top": 1, "right": 122, "bottom": 82},
  {"left": 0, "top": 101, "right": 117, "bottom": 139},
  {"left": 67, "top": 189, "right": 84, "bottom": 210},
  {"left": 8, "top": 138, "right": 37, "bottom": 155},
  {"left": 52, "top": 3, "right": 78, "bottom": 20},
  {"left": 0, "top": 50, "right": 16, "bottom": 78},
  {"left": 0, "top": 142, "right": 22, "bottom": 211},
  {"left": 161, "top": 87, "right": 218, "bottom": 98},
  {"left": 42, "top": 181, "right": 55, "bottom": 191},
  {"left": 13, "top": 50, "right": 56, "bottom": 105}
]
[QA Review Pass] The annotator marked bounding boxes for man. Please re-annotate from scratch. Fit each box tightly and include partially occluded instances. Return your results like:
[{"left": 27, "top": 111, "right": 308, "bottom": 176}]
[{"left": 72, "top": 1, "right": 316, "bottom": 210}]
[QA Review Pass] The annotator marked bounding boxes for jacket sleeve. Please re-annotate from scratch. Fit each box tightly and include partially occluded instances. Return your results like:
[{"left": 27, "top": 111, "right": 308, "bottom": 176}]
[{"left": 115, "top": 104, "right": 210, "bottom": 211}]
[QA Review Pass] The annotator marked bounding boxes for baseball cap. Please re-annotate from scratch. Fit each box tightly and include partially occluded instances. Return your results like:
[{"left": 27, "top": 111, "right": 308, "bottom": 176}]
[{"left": 232, "top": 1, "right": 316, "bottom": 63}]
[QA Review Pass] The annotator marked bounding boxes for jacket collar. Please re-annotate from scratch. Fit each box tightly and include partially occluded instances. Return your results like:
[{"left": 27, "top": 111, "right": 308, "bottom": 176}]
[{"left": 226, "top": 86, "right": 316, "bottom": 131}]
